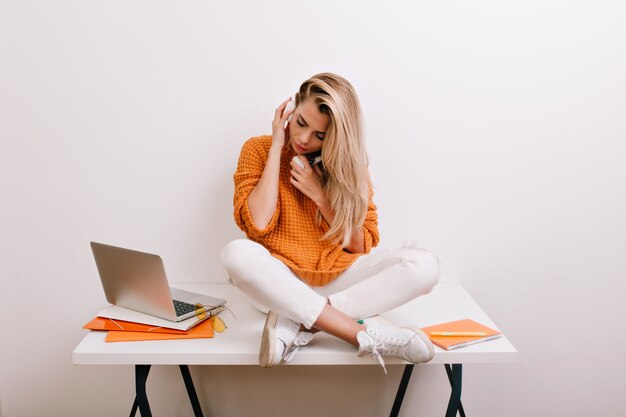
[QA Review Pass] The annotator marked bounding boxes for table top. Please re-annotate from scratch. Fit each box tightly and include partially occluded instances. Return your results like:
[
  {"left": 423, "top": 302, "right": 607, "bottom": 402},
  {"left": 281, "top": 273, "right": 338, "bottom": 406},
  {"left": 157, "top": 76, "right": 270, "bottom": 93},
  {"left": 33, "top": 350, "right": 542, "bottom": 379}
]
[{"left": 72, "top": 283, "right": 518, "bottom": 366}]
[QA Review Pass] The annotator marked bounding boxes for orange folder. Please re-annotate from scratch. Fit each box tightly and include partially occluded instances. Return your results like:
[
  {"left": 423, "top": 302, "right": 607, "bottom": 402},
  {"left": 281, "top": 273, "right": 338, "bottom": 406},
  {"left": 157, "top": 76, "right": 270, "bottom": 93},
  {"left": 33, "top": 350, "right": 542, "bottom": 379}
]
[
  {"left": 84, "top": 317, "right": 192, "bottom": 334},
  {"left": 105, "top": 318, "right": 214, "bottom": 342},
  {"left": 421, "top": 319, "right": 502, "bottom": 350}
]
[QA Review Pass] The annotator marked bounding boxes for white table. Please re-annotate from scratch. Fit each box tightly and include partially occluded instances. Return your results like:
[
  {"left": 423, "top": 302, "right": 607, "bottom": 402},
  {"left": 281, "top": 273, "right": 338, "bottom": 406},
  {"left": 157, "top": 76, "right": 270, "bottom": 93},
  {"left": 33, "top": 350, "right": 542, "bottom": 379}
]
[{"left": 73, "top": 283, "right": 517, "bottom": 417}]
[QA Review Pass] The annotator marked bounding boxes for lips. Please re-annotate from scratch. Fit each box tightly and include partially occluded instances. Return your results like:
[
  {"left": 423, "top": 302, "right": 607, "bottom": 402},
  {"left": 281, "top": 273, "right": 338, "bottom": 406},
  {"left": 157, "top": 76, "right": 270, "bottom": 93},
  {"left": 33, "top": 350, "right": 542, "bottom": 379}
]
[{"left": 295, "top": 143, "right": 307, "bottom": 153}]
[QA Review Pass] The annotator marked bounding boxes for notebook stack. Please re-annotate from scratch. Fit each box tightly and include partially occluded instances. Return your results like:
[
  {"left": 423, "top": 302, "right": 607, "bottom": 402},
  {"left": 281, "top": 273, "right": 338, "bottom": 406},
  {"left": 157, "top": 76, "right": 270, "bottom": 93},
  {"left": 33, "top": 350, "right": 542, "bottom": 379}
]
[{"left": 82, "top": 312, "right": 225, "bottom": 343}]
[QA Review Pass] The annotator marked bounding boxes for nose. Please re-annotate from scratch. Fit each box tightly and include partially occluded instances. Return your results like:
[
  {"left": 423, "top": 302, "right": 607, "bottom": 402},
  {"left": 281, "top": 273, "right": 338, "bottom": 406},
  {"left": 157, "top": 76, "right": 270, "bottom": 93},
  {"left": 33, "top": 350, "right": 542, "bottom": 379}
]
[{"left": 300, "top": 131, "right": 315, "bottom": 145}]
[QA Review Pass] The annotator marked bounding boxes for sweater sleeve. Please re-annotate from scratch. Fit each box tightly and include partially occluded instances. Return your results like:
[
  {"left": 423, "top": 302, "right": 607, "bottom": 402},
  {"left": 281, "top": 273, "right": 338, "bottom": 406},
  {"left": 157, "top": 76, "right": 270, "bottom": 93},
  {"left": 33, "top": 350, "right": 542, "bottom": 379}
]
[
  {"left": 362, "top": 181, "right": 380, "bottom": 254},
  {"left": 233, "top": 137, "right": 281, "bottom": 238}
]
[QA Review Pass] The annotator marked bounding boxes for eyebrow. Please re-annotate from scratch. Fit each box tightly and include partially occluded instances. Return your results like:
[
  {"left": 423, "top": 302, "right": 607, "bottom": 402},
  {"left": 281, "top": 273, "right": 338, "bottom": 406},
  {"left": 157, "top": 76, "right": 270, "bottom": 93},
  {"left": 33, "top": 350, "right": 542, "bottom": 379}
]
[{"left": 298, "top": 115, "right": 327, "bottom": 134}]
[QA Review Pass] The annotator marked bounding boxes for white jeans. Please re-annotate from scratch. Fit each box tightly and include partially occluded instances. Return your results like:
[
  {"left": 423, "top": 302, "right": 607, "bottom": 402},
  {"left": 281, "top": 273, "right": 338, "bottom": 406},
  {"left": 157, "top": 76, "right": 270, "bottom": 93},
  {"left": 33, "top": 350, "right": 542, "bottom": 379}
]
[{"left": 220, "top": 239, "right": 440, "bottom": 329}]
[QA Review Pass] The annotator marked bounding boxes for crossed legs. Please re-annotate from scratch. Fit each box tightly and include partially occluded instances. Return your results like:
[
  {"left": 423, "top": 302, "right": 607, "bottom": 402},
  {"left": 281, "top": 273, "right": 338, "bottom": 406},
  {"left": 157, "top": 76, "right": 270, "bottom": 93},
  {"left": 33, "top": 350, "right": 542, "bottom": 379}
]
[{"left": 220, "top": 239, "right": 440, "bottom": 347}]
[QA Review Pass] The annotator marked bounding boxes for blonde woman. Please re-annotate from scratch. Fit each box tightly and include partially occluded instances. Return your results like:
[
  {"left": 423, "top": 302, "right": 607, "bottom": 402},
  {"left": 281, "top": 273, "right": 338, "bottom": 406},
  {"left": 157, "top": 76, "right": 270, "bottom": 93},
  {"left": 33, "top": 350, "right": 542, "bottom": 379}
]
[{"left": 221, "top": 73, "right": 440, "bottom": 371}]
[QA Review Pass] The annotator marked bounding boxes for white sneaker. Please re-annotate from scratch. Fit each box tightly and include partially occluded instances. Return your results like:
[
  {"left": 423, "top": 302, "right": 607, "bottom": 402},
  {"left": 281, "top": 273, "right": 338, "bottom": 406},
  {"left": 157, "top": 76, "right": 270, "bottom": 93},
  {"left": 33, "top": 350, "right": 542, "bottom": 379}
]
[
  {"left": 259, "top": 311, "right": 314, "bottom": 368},
  {"left": 357, "top": 316, "right": 434, "bottom": 373}
]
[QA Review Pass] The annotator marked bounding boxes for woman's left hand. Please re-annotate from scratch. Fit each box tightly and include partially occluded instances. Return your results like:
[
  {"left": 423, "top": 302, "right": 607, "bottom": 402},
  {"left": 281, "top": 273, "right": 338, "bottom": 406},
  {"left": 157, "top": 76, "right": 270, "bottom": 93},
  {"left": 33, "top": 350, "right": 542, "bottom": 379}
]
[{"left": 290, "top": 156, "right": 326, "bottom": 206}]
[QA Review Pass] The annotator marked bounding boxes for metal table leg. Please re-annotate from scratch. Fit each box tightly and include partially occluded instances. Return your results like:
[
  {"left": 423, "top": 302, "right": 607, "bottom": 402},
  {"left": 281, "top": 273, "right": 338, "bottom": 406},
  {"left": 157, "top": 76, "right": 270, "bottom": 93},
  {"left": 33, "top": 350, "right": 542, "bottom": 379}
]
[
  {"left": 130, "top": 365, "right": 152, "bottom": 417},
  {"left": 389, "top": 364, "right": 414, "bottom": 417},
  {"left": 129, "top": 365, "right": 204, "bottom": 417},
  {"left": 180, "top": 365, "right": 205, "bottom": 417},
  {"left": 445, "top": 364, "right": 465, "bottom": 417},
  {"left": 389, "top": 364, "right": 466, "bottom": 417}
]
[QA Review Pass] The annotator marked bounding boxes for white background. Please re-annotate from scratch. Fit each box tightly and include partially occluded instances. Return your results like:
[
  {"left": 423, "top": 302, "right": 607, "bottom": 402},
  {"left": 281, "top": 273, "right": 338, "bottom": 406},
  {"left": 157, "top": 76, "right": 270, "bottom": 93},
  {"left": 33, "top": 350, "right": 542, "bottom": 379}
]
[{"left": 1, "top": 1, "right": 625, "bottom": 416}]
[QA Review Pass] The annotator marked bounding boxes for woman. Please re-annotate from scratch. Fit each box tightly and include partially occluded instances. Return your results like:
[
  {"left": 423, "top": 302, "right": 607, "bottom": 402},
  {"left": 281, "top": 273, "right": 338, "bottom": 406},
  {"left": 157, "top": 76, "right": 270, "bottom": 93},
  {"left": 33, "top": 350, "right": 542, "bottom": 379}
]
[{"left": 221, "top": 73, "right": 440, "bottom": 372}]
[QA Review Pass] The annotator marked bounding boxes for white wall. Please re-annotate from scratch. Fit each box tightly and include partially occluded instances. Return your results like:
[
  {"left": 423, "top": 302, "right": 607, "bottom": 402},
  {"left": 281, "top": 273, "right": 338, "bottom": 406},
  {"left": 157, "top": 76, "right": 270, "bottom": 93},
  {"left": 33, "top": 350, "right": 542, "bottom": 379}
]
[{"left": 1, "top": 1, "right": 624, "bottom": 416}]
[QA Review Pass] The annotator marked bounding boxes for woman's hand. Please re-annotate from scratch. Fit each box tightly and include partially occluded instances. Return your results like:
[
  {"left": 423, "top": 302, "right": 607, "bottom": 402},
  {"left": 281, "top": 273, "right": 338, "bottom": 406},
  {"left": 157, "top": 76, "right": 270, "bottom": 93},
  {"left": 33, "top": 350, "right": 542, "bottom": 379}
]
[
  {"left": 290, "top": 156, "right": 327, "bottom": 206},
  {"left": 271, "top": 97, "right": 295, "bottom": 150}
]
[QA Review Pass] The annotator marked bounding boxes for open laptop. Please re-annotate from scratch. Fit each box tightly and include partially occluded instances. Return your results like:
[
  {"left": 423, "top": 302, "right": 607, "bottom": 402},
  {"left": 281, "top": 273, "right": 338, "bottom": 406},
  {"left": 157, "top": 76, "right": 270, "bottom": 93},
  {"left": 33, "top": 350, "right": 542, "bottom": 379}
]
[{"left": 90, "top": 242, "right": 226, "bottom": 322}]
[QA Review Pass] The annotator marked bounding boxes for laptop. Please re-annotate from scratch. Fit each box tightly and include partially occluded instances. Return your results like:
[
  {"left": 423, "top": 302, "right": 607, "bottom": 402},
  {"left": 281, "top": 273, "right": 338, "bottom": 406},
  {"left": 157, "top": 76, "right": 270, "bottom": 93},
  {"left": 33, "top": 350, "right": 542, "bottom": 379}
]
[{"left": 90, "top": 242, "right": 226, "bottom": 322}]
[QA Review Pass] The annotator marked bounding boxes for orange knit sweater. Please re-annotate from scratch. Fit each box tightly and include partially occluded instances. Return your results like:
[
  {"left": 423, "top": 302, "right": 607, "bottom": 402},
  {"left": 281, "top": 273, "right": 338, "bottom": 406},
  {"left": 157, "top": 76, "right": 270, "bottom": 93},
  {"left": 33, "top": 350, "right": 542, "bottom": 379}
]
[{"left": 232, "top": 135, "right": 380, "bottom": 287}]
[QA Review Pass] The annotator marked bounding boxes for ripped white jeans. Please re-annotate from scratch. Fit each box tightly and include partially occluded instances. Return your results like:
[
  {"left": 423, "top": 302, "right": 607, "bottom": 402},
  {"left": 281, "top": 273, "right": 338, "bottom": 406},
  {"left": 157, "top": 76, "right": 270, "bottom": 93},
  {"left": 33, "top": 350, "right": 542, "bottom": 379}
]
[{"left": 220, "top": 239, "right": 440, "bottom": 329}]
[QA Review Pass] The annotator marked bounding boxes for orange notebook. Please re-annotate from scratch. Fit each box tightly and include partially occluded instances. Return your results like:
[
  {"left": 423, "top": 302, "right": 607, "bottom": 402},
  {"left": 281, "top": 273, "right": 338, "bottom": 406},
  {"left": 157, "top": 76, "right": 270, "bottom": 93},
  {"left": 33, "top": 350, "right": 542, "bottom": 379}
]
[
  {"left": 421, "top": 319, "right": 502, "bottom": 350},
  {"left": 105, "top": 317, "right": 214, "bottom": 342}
]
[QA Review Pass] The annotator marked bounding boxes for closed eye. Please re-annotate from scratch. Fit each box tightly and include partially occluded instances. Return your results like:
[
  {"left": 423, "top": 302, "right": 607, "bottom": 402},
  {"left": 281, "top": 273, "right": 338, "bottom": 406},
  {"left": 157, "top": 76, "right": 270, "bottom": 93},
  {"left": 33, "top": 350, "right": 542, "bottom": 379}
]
[{"left": 297, "top": 117, "right": 326, "bottom": 141}]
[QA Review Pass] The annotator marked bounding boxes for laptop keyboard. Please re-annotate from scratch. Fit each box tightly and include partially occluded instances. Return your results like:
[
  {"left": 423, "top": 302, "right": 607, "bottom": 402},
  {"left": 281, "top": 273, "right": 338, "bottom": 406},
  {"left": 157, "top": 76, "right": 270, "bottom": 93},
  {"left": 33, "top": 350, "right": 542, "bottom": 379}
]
[{"left": 173, "top": 299, "right": 196, "bottom": 317}]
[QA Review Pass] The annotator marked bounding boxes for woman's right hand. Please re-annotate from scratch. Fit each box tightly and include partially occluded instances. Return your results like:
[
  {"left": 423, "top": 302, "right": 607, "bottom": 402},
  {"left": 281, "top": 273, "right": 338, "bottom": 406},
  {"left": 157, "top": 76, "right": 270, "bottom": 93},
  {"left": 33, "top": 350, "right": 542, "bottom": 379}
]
[{"left": 271, "top": 97, "right": 295, "bottom": 149}]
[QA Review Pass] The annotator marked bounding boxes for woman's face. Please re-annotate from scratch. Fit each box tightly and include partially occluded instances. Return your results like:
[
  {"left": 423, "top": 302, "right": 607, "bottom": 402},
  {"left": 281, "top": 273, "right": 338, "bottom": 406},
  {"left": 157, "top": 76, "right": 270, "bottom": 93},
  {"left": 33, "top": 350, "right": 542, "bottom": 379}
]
[{"left": 288, "top": 98, "right": 330, "bottom": 155}]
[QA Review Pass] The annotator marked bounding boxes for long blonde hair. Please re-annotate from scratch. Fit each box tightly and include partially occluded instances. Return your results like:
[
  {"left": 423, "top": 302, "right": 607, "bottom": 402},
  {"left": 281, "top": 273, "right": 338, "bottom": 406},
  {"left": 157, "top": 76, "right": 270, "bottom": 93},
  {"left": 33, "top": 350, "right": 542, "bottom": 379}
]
[{"left": 295, "top": 73, "right": 370, "bottom": 247}]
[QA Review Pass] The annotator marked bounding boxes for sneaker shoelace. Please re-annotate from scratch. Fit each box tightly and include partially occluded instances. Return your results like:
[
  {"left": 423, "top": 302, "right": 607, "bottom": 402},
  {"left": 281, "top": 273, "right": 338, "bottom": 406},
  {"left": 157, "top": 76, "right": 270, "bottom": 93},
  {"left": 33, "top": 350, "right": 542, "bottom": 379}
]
[
  {"left": 282, "top": 332, "right": 313, "bottom": 363},
  {"left": 367, "top": 334, "right": 411, "bottom": 374},
  {"left": 369, "top": 341, "right": 389, "bottom": 374}
]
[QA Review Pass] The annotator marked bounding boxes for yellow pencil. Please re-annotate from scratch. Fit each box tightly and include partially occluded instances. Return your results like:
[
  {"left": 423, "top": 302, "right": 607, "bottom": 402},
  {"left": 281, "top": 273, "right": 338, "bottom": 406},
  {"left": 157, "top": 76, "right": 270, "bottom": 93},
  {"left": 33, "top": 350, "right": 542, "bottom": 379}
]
[{"left": 430, "top": 331, "right": 488, "bottom": 337}]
